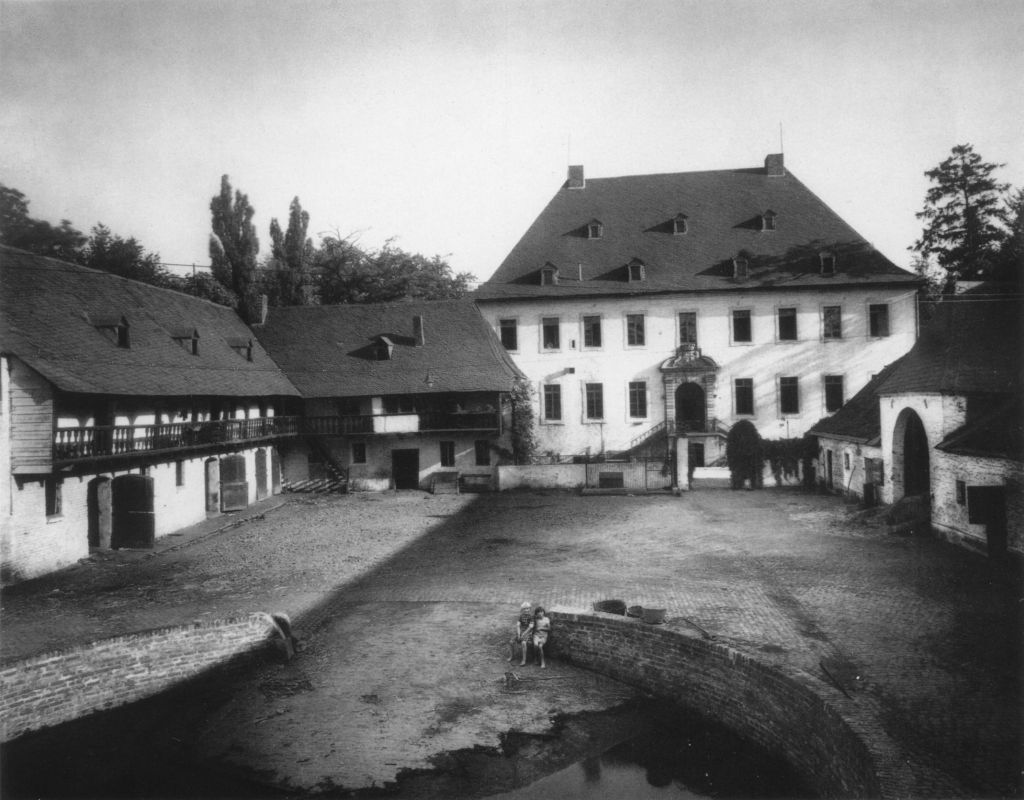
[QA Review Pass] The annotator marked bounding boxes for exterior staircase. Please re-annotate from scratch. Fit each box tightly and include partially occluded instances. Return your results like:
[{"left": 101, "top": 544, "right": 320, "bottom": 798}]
[{"left": 283, "top": 438, "right": 348, "bottom": 494}]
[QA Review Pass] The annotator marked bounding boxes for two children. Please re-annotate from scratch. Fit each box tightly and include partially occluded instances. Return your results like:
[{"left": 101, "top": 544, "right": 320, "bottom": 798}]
[{"left": 508, "top": 602, "right": 551, "bottom": 668}]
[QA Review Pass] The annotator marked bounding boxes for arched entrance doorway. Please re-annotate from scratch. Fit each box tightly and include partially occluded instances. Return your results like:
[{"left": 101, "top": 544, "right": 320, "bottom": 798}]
[
  {"left": 893, "top": 408, "right": 930, "bottom": 499},
  {"left": 675, "top": 383, "right": 706, "bottom": 432}
]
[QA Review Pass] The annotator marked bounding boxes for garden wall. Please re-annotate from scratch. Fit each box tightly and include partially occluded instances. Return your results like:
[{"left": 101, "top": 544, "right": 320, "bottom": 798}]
[
  {"left": 497, "top": 463, "right": 585, "bottom": 490},
  {"left": 549, "top": 607, "right": 910, "bottom": 799},
  {"left": 0, "top": 613, "right": 287, "bottom": 742}
]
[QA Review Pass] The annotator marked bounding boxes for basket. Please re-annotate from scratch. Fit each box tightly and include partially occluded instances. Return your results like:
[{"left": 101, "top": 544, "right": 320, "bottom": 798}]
[
  {"left": 593, "top": 599, "right": 627, "bottom": 615},
  {"left": 642, "top": 608, "right": 667, "bottom": 625},
  {"left": 626, "top": 605, "right": 644, "bottom": 618}
]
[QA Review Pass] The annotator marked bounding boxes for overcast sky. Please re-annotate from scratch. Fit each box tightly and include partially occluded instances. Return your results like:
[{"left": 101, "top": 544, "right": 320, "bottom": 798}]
[{"left": 2, "top": 0, "right": 1022, "bottom": 281}]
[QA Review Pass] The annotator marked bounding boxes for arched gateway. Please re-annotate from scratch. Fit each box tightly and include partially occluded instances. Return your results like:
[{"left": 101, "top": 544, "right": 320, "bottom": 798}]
[{"left": 892, "top": 408, "right": 930, "bottom": 500}]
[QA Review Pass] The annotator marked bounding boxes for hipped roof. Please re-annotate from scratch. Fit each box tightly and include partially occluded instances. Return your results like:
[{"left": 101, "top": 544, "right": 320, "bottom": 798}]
[
  {"left": 0, "top": 247, "right": 299, "bottom": 398},
  {"left": 252, "top": 299, "right": 523, "bottom": 398},
  {"left": 477, "top": 162, "right": 918, "bottom": 301}
]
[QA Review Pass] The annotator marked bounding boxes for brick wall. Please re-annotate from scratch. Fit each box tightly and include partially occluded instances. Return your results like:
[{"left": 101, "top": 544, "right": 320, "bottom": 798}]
[
  {"left": 0, "top": 613, "right": 285, "bottom": 742},
  {"left": 549, "top": 607, "right": 912, "bottom": 799}
]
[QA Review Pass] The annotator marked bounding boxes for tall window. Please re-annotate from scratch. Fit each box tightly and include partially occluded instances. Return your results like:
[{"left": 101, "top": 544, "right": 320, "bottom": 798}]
[
  {"left": 628, "top": 381, "right": 648, "bottom": 418},
  {"left": 869, "top": 304, "right": 890, "bottom": 337},
  {"left": 175, "top": 460, "right": 185, "bottom": 487},
  {"left": 542, "top": 317, "right": 560, "bottom": 350},
  {"left": 583, "top": 315, "right": 602, "bottom": 348},
  {"left": 734, "top": 378, "right": 754, "bottom": 415},
  {"left": 475, "top": 440, "right": 490, "bottom": 466},
  {"left": 45, "top": 477, "right": 62, "bottom": 517},
  {"left": 824, "top": 375, "right": 845, "bottom": 412},
  {"left": 778, "top": 307, "right": 797, "bottom": 341},
  {"left": 626, "top": 314, "right": 645, "bottom": 346},
  {"left": 543, "top": 384, "right": 562, "bottom": 421},
  {"left": 499, "top": 319, "right": 518, "bottom": 350},
  {"left": 352, "top": 442, "right": 367, "bottom": 464},
  {"left": 585, "top": 383, "right": 604, "bottom": 420},
  {"left": 823, "top": 306, "right": 842, "bottom": 339},
  {"left": 779, "top": 377, "right": 800, "bottom": 415},
  {"left": 440, "top": 441, "right": 455, "bottom": 467},
  {"left": 678, "top": 312, "right": 697, "bottom": 345},
  {"left": 732, "top": 309, "right": 752, "bottom": 343}
]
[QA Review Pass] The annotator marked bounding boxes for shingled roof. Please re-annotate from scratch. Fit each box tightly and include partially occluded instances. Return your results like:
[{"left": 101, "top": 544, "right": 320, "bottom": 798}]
[
  {"left": 936, "top": 400, "right": 1023, "bottom": 462},
  {"left": 809, "top": 359, "right": 904, "bottom": 445},
  {"left": 252, "top": 300, "right": 522, "bottom": 398},
  {"left": 877, "top": 292, "right": 1022, "bottom": 396},
  {"left": 0, "top": 247, "right": 299, "bottom": 398},
  {"left": 476, "top": 156, "right": 918, "bottom": 301}
]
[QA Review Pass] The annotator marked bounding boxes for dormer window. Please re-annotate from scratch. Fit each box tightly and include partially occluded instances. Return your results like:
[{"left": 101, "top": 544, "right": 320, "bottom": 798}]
[
  {"left": 587, "top": 219, "right": 603, "bottom": 239},
  {"left": 761, "top": 211, "right": 776, "bottom": 232},
  {"left": 627, "top": 259, "right": 646, "bottom": 283},
  {"left": 733, "top": 257, "right": 749, "bottom": 280},
  {"left": 92, "top": 314, "right": 130, "bottom": 349},
  {"left": 226, "top": 336, "right": 253, "bottom": 362},
  {"left": 819, "top": 252, "right": 836, "bottom": 276},
  {"left": 540, "top": 264, "right": 559, "bottom": 286},
  {"left": 673, "top": 214, "right": 688, "bottom": 235},
  {"left": 171, "top": 327, "right": 200, "bottom": 356},
  {"left": 374, "top": 336, "right": 395, "bottom": 361}
]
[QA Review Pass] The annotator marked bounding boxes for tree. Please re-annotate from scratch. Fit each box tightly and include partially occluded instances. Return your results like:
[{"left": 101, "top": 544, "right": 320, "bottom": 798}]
[
  {"left": 79, "top": 224, "right": 170, "bottom": 286},
  {"left": 911, "top": 144, "right": 1009, "bottom": 292},
  {"left": 0, "top": 183, "right": 85, "bottom": 261},
  {"left": 314, "top": 236, "right": 475, "bottom": 305},
  {"left": 263, "top": 196, "right": 313, "bottom": 306},
  {"left": 726, "top": 420, "right": 764, "bottom": 490},
  {"left": 509, "top": 377, "right": 539, "bottom": 464},
  {"left": 209, "top": 175, "right": 260, "bottom": 321},
  {"left": 993, "top": 188, "right": 1024, "bottom": 285}
]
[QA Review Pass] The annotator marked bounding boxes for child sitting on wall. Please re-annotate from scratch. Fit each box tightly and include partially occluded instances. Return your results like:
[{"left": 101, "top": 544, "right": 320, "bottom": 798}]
[{"left": 508, "top": 601, "right": 533, "bottom": 666}]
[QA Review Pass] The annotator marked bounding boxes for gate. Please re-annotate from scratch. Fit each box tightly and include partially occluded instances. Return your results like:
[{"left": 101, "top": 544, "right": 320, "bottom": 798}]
[
  {"left": 111, "top": 474, "right": 155, "bottom": 549},
  {"left": 220, "top": 454, "right": 249, "bottom": 511},
  {"left": 585, "top": 457, "right": 673, "bottom": 491}
]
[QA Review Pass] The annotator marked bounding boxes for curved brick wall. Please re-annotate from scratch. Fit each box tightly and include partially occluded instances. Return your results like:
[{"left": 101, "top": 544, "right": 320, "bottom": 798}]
[
  {"left": 550, "top": 607, "right": 910, "bottom": 799},
  {"left": 0, "top": 613, "right": 287, "bottom": 742}
]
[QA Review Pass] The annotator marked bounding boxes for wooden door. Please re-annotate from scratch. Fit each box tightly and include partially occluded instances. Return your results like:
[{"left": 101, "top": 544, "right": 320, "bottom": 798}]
[
  {"left": 392, "top": 449, "right": 420, "bottom": 490},
  {"left": 111, "top": 474, "right": 155, "bottom": 549}
]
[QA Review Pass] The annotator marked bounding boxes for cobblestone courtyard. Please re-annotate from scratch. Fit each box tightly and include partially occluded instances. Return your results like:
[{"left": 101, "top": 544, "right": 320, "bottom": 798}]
[{"left": 2, "top": 489, "right": 1021, "bottom": 797}]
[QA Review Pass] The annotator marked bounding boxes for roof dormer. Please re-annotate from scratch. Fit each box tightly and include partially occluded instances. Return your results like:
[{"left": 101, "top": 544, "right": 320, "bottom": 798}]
[
  {"left": 170, "top": 327, "right": 200, "bottom": 356},
  {"left": 587, "top": 219, "right": 603, "bottom": 239},
  {"left": 374, "top": 335, "right": 395, "bottom": 361},
  {"left": 225, "top": 336, "right": 253, "bottom": 362},
  {"left": 819, "top": 251, "right": 836, "bottom": 276},
  {"left": 91, "top": 314, "right": 130, "bottom": 349},
  {"left": 760, "top": 210, "right": 776, "bottom": 232},
  {"left": 627, "top": 258, "right": 646, "bottom": 283},
  {"left": 733, "top": 255, "right": 750, "bottom": 280},
  {"left": 540, "top": 263, "right": 559, "bottom": 286},
  {"left": 673, "top": 214, "right": 688, "bottom": 235}
]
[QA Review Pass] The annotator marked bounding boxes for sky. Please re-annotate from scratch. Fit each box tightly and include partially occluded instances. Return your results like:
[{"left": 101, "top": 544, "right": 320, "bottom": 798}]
[{"left": 1, "top": 0, "right": 1022, "bottom": 282}]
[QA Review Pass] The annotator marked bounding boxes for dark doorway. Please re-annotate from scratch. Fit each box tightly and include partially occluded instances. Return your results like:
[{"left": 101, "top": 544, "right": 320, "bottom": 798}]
[
  {"left": 220, "top": 454, "right": 248, "bottom": 511},
  {"left": 255, "top": 449, "right": 268, "bottom": 500},
  {"left": 687, "top": 442, "right": 705, "bottom": 468},
  {"left": 204, "top": 458, "right": 220, "bottom": 513},
  {"left": 270, "top": 447, "right": 282, "bottom": 495},
  {"left": 826, "top": 450, "right": 834, "bottom": 490},
  {"left": 111, "top": 474, "right": 155, "bottom": 549},
  {"left": 968, "top": 486, "right": 1008, "bottom": 558},
  {"left": 87, "top": 476, "right": 112, "bottom": 549},
  {"left": 392, "top": 449, "right": 420, "bottom": 490},
  {"left": 675, "top": 383, "right": 706, "bottom": 432},
  {"left": 903, "top": 412, "right": 930, "bottom": 496}
]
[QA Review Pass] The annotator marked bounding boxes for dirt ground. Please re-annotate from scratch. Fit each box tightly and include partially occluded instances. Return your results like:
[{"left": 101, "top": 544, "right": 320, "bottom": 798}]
[{"left": 2, "top": 489, "right": 1021, "bottom": 798}]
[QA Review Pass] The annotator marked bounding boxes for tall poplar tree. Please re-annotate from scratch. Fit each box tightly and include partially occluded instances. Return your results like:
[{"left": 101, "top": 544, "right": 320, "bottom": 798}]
[
  {"left": 911, "top": 144, "right": 1009, "bottom": 292},
  {"left": 267, "top": 196, "right": 312, "bottom": 305},
  {"left": 209, "top": 175, "right": 260, "bottom": 321}
]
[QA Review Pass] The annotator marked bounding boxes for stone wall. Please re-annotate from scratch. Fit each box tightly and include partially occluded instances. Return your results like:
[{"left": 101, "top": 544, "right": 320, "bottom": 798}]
[
  {"left": 0, "top": 613, "right": 286, "bottom": 742},
  {"left": 497, "top": 463, "right": 586, "bottom": 490},
  {"left": 549, "top": 607, "right": 910, "bottom": 799},
  {"left": 932, "top": 450, "right": 1023, "bottom": 556}
]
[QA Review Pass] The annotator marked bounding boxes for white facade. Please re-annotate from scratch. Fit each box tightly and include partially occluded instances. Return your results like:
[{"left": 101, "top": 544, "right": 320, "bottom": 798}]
[{"left": 479, "top": 286, "right": 916, "bottom": 456}]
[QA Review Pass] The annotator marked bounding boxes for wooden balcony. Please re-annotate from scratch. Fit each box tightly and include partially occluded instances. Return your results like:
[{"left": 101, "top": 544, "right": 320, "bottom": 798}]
[
  {"left": 51, "top": 411, "right": 502, "bottom": 465},
  {"left": 53, "top": 416, "right": 302, "bottom": 465}
]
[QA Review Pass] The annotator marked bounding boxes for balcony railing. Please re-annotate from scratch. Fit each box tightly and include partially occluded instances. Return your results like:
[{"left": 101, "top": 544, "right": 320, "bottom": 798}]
[
  {"left": 53, "top": 416, "right": 302, "bottom": 463},
  {"left": 52, "top": 411, "right": 502, "bottom": 463}
]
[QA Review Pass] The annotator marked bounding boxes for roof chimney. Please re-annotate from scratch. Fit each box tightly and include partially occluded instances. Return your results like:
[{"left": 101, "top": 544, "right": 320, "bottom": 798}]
[
  {"left": 413, "top": 315, "right": 425, "bottom": 346},
  {"left": 567, "top": 165, "right": 585, "bottom": 190},
  {"left": 765, "top": 153, "right": 785, "bottom": 177}
]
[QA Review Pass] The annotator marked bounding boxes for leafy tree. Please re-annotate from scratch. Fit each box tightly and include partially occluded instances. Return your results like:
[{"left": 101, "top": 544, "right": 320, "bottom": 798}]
[
  {"left": 174, "top": 271, "right": 239, "bottom": 307},
  {"left": 79, "top": 224, "right": 170, "bottom": 286},
  {"left": 0, "top": 183, "right": 85, "bottom": 261},
  {"left": 314, "top": 236, "right": 475, "bottom": 305},
  {"left": 263, "top": 196, "right": 313, "bottom": 306},
  {"left": 726, "top": 420, "right": 764, "bottom": 490},
  {"left": 911, "top": 144, "right": 1009, "bottom": 292},
  {"left": 993, "top": 188, "right": 1024, "bottom": 285},
  {"left": 509, "top": 377, "right": 539, "bottom": 464},
  {"left": 209, "top": 175, "right": 260, "bottom": 321}
]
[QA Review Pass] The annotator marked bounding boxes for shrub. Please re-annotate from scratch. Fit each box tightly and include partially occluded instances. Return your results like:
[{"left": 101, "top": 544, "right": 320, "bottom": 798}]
[{"left": 726, "top": 420, "right": 764, "bottom": 489}]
